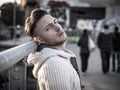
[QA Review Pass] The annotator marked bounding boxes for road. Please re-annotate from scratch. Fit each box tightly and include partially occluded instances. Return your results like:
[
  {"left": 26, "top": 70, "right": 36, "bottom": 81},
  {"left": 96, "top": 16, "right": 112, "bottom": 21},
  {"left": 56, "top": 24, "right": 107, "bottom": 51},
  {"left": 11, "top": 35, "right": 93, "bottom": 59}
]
[{"left": 66, "top": 43, "right": 120, "bottom": 90}]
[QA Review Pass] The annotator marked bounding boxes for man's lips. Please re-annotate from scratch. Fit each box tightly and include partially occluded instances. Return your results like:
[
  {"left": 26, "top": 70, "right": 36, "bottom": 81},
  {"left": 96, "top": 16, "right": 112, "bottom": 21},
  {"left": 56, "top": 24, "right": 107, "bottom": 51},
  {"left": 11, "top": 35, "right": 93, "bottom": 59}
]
[{"left": 58, "top": 32, "right": 64, "bottom": 37}]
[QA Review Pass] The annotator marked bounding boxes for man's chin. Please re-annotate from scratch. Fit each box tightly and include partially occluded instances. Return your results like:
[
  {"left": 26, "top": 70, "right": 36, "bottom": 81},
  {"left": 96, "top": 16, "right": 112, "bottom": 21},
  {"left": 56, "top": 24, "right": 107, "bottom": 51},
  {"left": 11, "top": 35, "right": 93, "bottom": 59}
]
[{"left": 48, "top": 40, "right": 66, "bottom": 46}]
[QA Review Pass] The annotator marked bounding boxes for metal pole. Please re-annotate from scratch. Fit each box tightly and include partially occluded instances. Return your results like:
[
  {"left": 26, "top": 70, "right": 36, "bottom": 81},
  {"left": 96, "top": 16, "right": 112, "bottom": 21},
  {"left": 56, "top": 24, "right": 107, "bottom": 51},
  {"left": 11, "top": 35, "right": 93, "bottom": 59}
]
[
  {"left": 13, "top": 0, "right": 16, "bottom": 39},
  {"left": 0, "top": 41, "right": 37, "bottom": 73},
  {"left": 13, "top": 0, "right": 16, "bottom": 26}
]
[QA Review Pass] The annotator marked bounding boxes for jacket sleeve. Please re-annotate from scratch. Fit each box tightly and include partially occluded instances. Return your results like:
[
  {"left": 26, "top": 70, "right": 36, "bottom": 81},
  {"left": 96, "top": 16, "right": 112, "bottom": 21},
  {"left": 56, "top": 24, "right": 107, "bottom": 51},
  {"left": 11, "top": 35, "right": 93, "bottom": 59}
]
[{"left": 37, "top": 57, "right": 81, "bottom": 90}]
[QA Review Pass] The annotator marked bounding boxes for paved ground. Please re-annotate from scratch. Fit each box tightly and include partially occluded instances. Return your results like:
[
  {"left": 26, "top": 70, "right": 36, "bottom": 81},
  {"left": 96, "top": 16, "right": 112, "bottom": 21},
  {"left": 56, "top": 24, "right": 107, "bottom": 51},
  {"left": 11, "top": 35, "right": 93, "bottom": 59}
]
[{"left": 66, "top": 43, "right": 120, "bottom": 90}]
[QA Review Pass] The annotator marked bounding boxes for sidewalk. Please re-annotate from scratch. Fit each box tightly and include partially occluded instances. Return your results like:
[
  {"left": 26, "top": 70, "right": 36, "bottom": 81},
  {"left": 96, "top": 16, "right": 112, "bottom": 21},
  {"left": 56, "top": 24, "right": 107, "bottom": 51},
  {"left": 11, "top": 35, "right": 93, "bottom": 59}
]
[{"left": 66, "top": 43, "right": 120, "bottom": 90}]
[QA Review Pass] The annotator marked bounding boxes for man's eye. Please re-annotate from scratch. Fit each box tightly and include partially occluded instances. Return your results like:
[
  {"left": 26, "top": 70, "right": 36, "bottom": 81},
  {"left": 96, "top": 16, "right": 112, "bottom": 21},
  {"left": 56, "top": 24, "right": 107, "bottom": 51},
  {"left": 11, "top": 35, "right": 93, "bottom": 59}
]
[
  {"left": 46, "top": 26, "right": 50, "bottom": 31},
  {"left": 46, "top": 27, "right": 50, "bottom": 31},
  {"left": 54, "top": 19, "right": 58, "bottom": 24}
]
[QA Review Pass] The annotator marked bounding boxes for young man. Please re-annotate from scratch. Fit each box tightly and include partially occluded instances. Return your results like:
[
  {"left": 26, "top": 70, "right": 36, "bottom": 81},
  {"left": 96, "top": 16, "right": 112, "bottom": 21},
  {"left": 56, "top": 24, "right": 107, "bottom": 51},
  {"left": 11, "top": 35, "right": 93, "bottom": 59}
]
[
  {"left": 25, "top": 8, "right": 81, "bottom": 90},
  {"left": 77, "top": 29, "right": 90, "bottom": 74},
  {"left": 97, "top": 25, "right": 113, "bottom": 74},
  {"left": 112, "top": 26, "right": 120, "bottom": 73}
]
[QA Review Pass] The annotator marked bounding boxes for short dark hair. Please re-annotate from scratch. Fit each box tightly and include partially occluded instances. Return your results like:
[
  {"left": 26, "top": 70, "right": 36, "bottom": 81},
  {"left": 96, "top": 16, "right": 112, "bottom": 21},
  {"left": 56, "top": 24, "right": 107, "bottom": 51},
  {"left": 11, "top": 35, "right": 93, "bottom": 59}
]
[
  {"left": 103, "top": 25, "right": 109, "bottom": 29},
  {"left": 24, "top": 8, "right": 48, "bottom": 37},
  {"left": 83, "top": 29, "right": 88, "bottom": 34},
  {"left": 114, "top": 26, "right": 119, "bottom": 32}
]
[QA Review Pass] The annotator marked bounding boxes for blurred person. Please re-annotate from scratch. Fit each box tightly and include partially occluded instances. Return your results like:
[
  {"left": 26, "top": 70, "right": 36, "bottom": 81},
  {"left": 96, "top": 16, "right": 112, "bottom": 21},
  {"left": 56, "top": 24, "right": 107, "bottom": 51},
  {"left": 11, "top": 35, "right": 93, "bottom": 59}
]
[
  {"left": 112, "top": 26, "right": 120, "bottom": 73},
  {"left": 77, "top": 29, "right": 90, "bottom": 75},
  {"left": 24, "top": 8, "right": 81, "bottom": 90},
  {"left": 97, "top": 25, "right": 113, "bottom": 74},
  {"left": 15, "top": 25, "right": 22, "bottom": 40}
]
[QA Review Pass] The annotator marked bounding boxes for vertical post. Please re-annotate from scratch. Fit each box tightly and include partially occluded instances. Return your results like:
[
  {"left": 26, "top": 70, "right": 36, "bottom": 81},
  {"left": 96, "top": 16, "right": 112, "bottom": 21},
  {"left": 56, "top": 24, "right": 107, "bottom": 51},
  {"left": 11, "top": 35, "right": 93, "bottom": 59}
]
[
  {"left": 9, "top": 60, "right": 27, "bottom": 90},
  {"left": 9, "top": 1, "right": 17, "bottom": 89},
  {"left": 13, "top": 0, "right": 16, "bottom": 38},
  {"left": 0, "top": 10, "right": 1, "bottom": 18}
]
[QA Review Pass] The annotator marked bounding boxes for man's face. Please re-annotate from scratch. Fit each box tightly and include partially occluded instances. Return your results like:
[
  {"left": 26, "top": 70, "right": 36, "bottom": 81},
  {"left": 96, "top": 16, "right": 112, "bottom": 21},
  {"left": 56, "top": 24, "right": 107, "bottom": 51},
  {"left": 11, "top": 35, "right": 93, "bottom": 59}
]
[{"left": 34, "top": 14, "right": 67, "bottom": 46}]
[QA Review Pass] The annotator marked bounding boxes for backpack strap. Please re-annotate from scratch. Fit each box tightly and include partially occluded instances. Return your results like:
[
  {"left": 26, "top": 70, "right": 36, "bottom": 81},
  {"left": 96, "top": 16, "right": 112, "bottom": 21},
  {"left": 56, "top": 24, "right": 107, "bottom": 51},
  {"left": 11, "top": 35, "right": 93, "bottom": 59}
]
[{"left": 70, "top": 57, "right": 85, "bottom": 89}]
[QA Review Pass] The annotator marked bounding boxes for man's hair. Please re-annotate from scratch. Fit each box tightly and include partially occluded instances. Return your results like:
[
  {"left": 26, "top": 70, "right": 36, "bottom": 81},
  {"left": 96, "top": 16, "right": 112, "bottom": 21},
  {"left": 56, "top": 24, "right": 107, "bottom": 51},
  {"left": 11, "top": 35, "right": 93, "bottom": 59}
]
[
  {"left": 114, "top": 26, "right": 119, "bottom": 32},
  {"left": 103, "top": 25, "right": 109, "bottom": 30},
  {"left": 24, "top": 8, "right": 48, "bottom": 37},
  {"left": 83, "top": 29, "right": 88, "bottom": 34}
]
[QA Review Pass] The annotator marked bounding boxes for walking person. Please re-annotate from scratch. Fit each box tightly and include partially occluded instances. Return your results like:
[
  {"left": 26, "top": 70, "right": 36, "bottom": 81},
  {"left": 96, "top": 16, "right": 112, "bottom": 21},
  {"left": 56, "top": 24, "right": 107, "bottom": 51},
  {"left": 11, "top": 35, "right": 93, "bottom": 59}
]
[
  {"left": 112, "top": 26, "right": 120, "bottom": 73},
  {"left": 77, "top": 29, "right": 90, "bottom": 75},
  {"left": 15, "top": 25, "right": 21, "bottom": 40},
  {"left": 25, "top": 8, "right": 81, "bottom": 90},
  {"left": 97, "top": 25, "right": 113, "bottom": 74}
]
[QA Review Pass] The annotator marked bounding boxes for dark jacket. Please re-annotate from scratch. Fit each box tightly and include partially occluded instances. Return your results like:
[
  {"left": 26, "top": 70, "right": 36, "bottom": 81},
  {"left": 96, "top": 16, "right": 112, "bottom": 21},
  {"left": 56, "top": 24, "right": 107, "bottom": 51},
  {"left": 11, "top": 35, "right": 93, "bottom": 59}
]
[
  {"left": 97, "top": 32, "right": 113, "bottom": 52},
  {"left": 77, "top": 33, "right": 89, "bottom": 53},
  {"left": 112, "top": 31, "right": 120, "bottom": 51}
]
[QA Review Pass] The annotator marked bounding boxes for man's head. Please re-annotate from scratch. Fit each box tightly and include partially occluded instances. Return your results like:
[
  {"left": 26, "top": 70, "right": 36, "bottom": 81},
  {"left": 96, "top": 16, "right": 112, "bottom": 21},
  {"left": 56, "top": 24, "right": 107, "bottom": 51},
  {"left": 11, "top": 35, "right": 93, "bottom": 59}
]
[
  {"left": 102, "top": 25, "right": 110, "bottom": 34},
  {"left": 25, "top": 8, "right": 67, "bottom": 46},
  {"left": 25, "top": 9, "right": 47, "bottom": 37},
  {"left": 114, "top": 26, "right": 119, "bottom": 32},
  {"left": 103, "top": 25, "right": 109, "bottom": 30},
  {"left": 83, "top": 29, "right": 88, "bottom": 34}
]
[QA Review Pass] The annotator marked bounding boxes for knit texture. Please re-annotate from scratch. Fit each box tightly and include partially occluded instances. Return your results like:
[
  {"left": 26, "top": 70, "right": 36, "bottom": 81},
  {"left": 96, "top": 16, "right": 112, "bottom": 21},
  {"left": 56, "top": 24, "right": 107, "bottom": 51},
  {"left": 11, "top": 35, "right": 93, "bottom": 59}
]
[{"left": 27, "top": 47, "right": 81, "bottom": 90}]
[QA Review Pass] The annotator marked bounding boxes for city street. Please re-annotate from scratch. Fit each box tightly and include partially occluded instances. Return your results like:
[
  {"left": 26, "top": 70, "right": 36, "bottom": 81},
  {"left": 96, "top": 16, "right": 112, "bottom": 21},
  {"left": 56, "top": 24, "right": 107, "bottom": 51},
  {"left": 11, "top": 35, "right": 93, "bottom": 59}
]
[{"left": 67, "top": 43, "right": 120, "bottom": 90}]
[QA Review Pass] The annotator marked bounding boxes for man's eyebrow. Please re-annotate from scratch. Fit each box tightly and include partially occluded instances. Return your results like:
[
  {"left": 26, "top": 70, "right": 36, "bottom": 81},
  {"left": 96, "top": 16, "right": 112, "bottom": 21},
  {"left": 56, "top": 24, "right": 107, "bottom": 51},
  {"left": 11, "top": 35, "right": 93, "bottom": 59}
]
[
  {"left": 44, "top": 18, "right": 56, "bottom": 28},
  {"left": 45, "top": 23, "right": 52, "bottom": 28}
]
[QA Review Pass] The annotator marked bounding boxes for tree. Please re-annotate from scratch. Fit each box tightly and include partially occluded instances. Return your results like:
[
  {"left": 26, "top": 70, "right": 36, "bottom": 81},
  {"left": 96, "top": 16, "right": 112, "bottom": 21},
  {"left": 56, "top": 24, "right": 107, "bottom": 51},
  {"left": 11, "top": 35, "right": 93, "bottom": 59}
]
[
  {"left": 1, "top": 3, "right": 13, "bottom": 26},
  {"left": 0, "top": 2, "right": 25, "bottom": 26}
]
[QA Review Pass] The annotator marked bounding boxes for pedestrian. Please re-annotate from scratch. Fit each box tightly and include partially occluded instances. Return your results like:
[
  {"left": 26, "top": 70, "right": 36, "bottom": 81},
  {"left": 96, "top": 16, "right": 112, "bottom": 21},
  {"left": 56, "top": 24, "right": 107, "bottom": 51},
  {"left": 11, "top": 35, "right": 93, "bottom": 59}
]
[
  {"left": 97, "top": 25, "right": 113, "bottom": 74},
  {"left": 15, "top": 25, "right": 21, "bottom": 40},
  {"left": 24, "top": 8, "right": 81, "bottom": 90},
  {"left": 112, "top": 26, "right": 120, "bottom": 73},
  {"left": 77, "top": 29, "right": 90, "bottom": 75}
]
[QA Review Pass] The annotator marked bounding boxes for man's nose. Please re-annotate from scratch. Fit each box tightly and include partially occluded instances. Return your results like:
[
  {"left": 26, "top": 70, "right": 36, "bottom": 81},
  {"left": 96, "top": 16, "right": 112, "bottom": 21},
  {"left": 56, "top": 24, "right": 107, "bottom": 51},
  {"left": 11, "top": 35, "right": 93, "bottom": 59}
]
[{"left": 54, "top": 24, "right": 60, "bottom": 32}]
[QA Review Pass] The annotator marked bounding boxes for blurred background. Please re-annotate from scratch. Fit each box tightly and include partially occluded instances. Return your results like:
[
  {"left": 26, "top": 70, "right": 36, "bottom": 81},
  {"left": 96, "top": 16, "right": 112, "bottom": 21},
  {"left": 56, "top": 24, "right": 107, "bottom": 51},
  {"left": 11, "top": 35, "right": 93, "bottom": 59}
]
[
  {"left": 0, "top": 0, "right": 120, "bottom": 42},
  {"left": 0, "top": 0, "right": 120, "bottom": 90}
]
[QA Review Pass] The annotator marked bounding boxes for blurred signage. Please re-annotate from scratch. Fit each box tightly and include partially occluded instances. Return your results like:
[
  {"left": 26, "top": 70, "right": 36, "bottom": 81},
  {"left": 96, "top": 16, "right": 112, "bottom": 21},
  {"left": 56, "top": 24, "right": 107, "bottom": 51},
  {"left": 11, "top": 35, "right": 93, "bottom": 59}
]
[
  {"left": 76, "top": 20, "right": 93, "bottom": 31},
  {"left": 70, "top": 7, "right": 106, "bottom": 28}
]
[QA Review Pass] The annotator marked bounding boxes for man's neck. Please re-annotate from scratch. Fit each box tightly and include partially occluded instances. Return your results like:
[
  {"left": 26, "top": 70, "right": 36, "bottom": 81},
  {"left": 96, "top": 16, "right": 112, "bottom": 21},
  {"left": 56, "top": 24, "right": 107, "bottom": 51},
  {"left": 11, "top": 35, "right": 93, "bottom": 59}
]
[{"left": 52, "top": 43, "right": 66, "bottom": 51}]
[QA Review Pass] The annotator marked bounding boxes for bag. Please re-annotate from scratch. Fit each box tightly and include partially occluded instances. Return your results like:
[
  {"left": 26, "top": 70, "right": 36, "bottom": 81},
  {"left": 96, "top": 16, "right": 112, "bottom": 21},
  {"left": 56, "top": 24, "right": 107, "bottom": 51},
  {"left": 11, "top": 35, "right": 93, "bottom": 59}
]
[{"left": 88, "top": 37, "right": 96, "bottom": 52}]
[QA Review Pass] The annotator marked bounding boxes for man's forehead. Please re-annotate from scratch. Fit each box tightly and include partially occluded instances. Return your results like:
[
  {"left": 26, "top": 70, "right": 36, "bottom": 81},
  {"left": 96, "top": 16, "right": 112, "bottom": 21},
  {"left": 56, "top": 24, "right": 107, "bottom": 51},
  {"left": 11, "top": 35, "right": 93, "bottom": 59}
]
[
  {"left": 40, "top": 15, "right": 54, "bottom": 22},
  {"left": 36, "top": 15, "right": 54, "bottom": 30}
]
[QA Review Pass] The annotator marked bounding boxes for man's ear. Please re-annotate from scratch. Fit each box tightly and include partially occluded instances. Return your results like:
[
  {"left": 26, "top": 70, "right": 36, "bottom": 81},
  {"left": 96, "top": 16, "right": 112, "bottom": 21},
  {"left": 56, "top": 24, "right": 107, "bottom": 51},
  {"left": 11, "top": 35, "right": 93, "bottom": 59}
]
[{"left": 33, "top": 37, "right": 45, "bottom": 44}]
